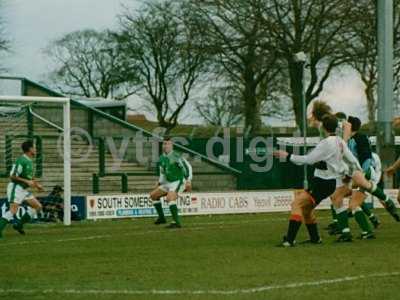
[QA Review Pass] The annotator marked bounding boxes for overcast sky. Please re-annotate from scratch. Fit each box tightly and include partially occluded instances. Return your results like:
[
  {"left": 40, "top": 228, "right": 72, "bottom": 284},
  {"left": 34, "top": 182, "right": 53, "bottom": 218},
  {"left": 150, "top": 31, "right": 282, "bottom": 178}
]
[
  {"left": 1, "top": 0, "right": 368, "bottom": 125},
  {"left": 3, "top": 0, "right": 136, "bottom": 80}
]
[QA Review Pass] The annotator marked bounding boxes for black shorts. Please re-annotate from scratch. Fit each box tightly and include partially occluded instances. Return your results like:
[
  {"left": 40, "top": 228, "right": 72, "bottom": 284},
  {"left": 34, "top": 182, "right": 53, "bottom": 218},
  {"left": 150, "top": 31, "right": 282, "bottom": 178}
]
[{"left": 306, "top": 177, "right": 337, "bottom": 206}]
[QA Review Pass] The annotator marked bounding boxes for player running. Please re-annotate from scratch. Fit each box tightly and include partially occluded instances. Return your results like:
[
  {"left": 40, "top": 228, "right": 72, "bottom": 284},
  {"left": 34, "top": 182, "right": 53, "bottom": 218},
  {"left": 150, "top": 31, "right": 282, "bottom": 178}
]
[
  {"left": 150, "top": 137, "right": 192, "bottom": 228},
  {"left": 274, "top": 114, "right": 361, "bottom": 247},
  {"left": 0, "top": 140, "right": 44, "bottom": 238}
]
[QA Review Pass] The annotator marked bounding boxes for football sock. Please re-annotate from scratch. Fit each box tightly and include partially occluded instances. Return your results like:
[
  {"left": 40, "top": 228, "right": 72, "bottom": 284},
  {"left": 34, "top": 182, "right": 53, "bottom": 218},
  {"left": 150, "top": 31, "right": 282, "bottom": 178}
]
[
  {"left": 353, "top": 208, "right": 372, "bottom": 234},
  {"left": 169, "top": 201, "right": 181, "bottom": 225},
  {"left": 382, "top": 198, "right": 400, "bottom": 221},
  {"left": 153, "top": 200, "right": 166, "bottom": 221},
  {"left": 305, "top": 223, "right": 320, "bottom": 242},
  {"left": 286, "top": 214, "right": 302, "bottom": 243},
  {"left": 330, "top": 204, "right": 338, "bottom": 223},
  {"left": 335, "top": 206, "right": 350, "bottom": 234},
  {"left": 360, "top": 202, "right": 379, "bottom": 224},
  {"left": 370, "top": 185, "right": 387, "bottom": 202}
]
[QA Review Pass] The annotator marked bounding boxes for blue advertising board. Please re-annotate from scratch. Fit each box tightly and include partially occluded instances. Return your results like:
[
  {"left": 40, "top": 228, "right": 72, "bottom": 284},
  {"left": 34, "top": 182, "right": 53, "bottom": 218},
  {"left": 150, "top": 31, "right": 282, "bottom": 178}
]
[{"left": 0, "top": 196, "right": 86, "bottom": 221}]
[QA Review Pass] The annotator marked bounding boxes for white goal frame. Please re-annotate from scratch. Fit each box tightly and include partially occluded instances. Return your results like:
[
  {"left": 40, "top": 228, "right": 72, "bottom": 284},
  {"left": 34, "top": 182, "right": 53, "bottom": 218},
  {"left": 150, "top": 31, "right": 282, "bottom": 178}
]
[{"left": 0, "top": 96, "right": 72, "bottom": 225}]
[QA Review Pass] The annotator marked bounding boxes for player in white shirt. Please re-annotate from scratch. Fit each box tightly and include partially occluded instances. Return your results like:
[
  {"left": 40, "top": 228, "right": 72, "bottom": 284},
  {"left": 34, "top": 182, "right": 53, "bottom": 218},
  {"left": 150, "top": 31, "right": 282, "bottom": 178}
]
[
  {"left": 309, "top": 102, "right": 392, "bottom": 241},
  {"left": 274, "top": 114, "right": 361, "bottom": 247}
]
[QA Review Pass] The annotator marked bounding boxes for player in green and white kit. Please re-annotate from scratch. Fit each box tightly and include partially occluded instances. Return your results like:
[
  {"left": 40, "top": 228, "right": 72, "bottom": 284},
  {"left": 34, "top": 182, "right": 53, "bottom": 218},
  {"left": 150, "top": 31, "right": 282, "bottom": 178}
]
[
  {"left": 0, "top": 141, "right": 44, "bottom": 238},
  {"left": 150, "top": 137, "right": 192, "bottom": 228}
]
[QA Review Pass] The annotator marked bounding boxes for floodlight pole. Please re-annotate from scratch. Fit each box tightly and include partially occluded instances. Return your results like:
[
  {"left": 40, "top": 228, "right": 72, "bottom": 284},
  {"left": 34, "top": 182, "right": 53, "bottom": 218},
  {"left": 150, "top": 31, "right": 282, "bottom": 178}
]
[
  {"left": 294, "top": 52, "right": 308, "bottom": 189},
  {"left": 377, "top": 0, "right": 395, "bottom": 186}
]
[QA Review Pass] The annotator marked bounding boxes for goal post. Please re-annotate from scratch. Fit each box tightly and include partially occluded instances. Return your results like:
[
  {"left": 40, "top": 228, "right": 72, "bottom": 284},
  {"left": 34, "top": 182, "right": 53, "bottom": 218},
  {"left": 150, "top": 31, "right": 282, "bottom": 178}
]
[{"left": 0, "top": 96, "right": 72, "bottom": 226}]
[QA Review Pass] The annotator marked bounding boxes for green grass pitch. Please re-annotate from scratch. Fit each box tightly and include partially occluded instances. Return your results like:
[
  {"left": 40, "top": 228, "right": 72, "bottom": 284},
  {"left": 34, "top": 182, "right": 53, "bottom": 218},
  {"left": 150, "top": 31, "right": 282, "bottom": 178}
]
[{"left": 1, "top": 210, "right": 399, "bottom": 300}]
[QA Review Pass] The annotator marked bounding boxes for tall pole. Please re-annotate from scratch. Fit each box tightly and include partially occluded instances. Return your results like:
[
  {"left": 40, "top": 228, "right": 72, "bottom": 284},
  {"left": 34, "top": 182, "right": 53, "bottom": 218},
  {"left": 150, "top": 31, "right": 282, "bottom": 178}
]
[
  {"left": 377, "top": 0, "right": 395, "bottom": 186},
  {"left": 302, "top": 63, "right": 308, "bottom": 189},
  {"left": 63, "top": 99, "right": 71, "bottom": 225},
  {"left": 294, "top": 52, "right": 308, "bottom": 189}
]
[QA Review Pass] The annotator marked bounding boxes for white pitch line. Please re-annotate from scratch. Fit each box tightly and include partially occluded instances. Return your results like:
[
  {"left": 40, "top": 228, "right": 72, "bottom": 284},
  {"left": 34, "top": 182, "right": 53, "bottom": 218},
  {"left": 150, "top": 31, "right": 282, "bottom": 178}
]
[
  {"left": 0, "top": 271, "right": 399, "bottom": 295},
  {"left": 0, "top": 225, "right": 228, "bottom": 247},
  {"left": 0, "top": 212, "right": 389, "bottom": 247},
  {"left": 0, "top": 216, "right": 293, "bottom": 247}
]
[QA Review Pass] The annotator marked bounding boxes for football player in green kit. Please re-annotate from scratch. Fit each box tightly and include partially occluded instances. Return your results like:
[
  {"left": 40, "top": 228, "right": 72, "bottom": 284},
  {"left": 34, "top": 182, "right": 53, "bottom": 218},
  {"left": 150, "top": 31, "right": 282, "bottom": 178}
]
[
  {"left": 150, "top": 137, "right": 192, "bottom": 228},
  {"left": 0, "top": 140, "right": 44, "bottom": 238}
]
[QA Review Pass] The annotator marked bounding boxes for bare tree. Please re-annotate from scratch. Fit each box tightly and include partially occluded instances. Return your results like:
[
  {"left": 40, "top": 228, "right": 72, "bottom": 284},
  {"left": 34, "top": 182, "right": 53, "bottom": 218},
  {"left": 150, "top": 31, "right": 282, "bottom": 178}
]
[
  {"left": 0, "top": 0, "right": 10, "bottom": 72},
  {"left": 196, "top": 74, "right": 292, "bottom": 126},
  {"left": 115, "top": 0, "right": 208, "bottom": 133},
  {"left": 46, "top": 29, "right": 134, "bottom": 99},
  {"left": 344, "top": 0, "right": 400, "bottom": 122},
  {"left": 189, "top": 0, "right": 282, "bottom": 135},
  {"left": 196, "top": 84, "right": 243, "bottom": 126},
  {"left": 259, "top": 0, "right": 359, "bottom": 128},
  {"left": 259, "top": 76, "right": 294, "bottom": 121}
]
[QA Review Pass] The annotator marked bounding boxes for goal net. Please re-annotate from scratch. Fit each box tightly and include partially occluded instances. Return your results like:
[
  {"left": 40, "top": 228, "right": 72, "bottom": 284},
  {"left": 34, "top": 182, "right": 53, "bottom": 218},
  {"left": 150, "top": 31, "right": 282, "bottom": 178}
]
[{"left": 0, "top": 96, "right": 71, "bottom": 225}]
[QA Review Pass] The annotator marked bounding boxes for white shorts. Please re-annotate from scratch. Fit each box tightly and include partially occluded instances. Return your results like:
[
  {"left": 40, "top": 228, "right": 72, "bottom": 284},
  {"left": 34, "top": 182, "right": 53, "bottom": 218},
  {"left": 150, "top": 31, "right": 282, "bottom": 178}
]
[
  {"left": 159, "top": 180, "right": 186, "bottom": 193},
  {"left": 7, "top": 182, "right": 34, "bottom": 204},
  {"left": 335, "top": 166, "right": 381, "bottom": 192}
]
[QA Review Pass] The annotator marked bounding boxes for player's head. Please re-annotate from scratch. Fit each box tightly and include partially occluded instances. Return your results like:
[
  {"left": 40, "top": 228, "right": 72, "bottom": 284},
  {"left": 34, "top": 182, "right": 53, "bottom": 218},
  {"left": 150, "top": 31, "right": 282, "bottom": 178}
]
[
  {"left": 311, "top": 100, "right": 332, "bottom": 122},
  {"left": 21, "top": 140, "right": 35, "bottom": 156},
  {"left": 321, "top": 114, "right": 338, "bottom": 134},
  {"left": 335, "top": 112, "right": 347, "bottom": 120},
  {"left": 162, "top": 136, "right": 173, "bottom": 154},
  {"left": 347, "top": 116, "right": 362, "bottom": 133}
]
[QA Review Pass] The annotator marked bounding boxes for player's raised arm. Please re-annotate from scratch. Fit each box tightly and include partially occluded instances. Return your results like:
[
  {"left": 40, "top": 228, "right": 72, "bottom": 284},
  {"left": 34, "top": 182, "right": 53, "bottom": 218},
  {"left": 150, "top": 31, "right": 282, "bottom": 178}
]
[
  {"left": 342, "top": 121, "right": 352, "bottom": 142},
  {"left": 289, "top": 141, "right": 330, "bottom": 166},
  {"left": 274, "top": 140, "right": 330, "bottom": 166}
]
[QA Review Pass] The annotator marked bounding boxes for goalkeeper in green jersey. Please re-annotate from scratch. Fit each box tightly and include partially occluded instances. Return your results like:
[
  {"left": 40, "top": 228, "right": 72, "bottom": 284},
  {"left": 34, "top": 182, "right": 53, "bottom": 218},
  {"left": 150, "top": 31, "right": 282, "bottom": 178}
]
[
  {"left": 150, "top": 137, "right": 192, "bottom": 228},
  {"left": 0, "top": 140, "right": 44, "bottom": 238}
]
